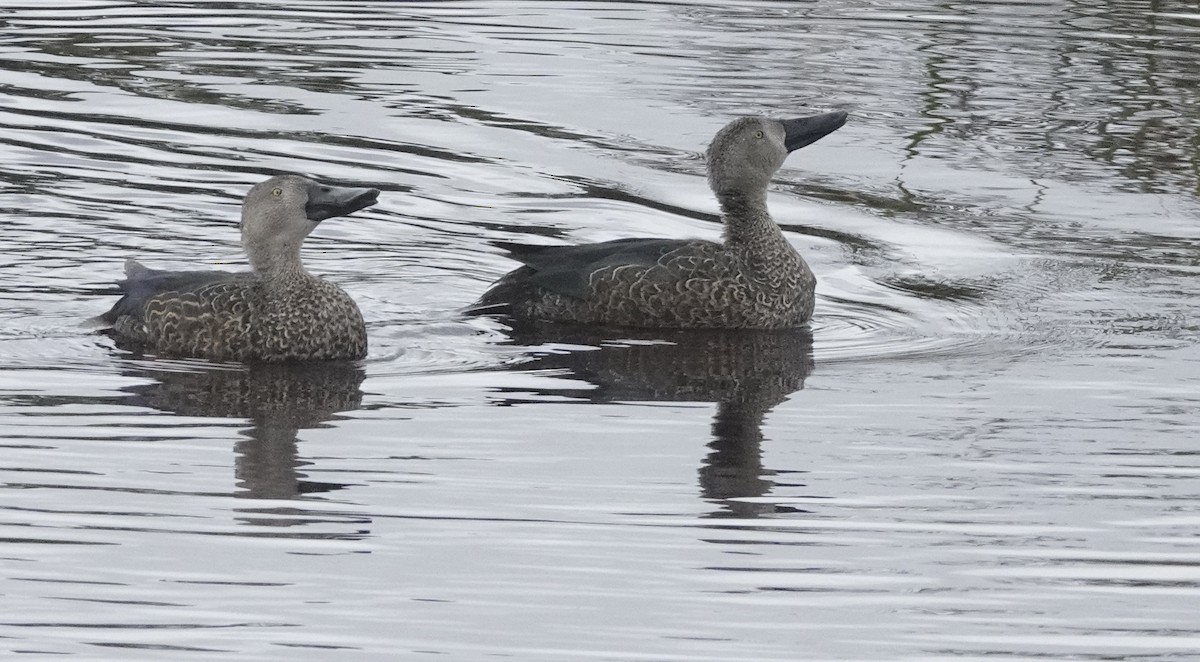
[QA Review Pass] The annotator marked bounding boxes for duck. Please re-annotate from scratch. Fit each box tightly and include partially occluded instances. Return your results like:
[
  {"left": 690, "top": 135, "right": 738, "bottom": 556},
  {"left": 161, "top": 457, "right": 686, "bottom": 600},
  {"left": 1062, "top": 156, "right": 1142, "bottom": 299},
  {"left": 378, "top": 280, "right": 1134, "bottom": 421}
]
[
  {"left": 92, "top": 174, "right": 379, "bottom": 362},
  {"left": 470, "top": 110, "right": 847, "bottom": 329}
]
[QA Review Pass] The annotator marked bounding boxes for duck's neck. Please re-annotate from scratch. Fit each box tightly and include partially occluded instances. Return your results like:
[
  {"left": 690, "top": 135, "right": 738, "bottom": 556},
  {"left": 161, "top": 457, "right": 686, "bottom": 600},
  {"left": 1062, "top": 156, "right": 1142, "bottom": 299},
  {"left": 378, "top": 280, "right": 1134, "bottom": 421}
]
[
  {"left": 247, "top": 243, "right": 307, "bottom": 281},
  {"left": 717, "top": 188, "right": 784, "bottom": 248}
]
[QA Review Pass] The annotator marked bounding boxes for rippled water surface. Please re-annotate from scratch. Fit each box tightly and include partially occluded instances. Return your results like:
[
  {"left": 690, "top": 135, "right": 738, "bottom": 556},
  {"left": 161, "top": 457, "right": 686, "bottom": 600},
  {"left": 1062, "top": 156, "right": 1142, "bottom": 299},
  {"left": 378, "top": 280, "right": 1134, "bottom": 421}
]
[{"left": 2, "top": 1, "right": 1199, "bottom": 659}]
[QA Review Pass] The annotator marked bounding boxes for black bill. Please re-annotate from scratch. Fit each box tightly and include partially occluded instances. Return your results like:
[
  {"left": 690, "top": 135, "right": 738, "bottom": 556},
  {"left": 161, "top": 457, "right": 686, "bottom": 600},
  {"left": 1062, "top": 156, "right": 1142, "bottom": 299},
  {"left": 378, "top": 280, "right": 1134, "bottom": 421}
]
[
  {"left": 305, "top": 182, "right": 381, "bottom": 222},
  {"left": 781, "top": 110, "right": 849, "bottom": 152}
]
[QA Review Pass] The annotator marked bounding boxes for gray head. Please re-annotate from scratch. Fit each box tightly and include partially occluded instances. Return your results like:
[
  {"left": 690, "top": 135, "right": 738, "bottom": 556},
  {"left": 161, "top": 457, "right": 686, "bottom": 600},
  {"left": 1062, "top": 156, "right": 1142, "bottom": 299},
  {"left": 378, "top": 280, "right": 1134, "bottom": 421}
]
[
  {"left": 240, "top": 174, "right": 380, "bottom": 273},
  {"left": 706, "top": 111, "right": 847, "bottom": 199}
]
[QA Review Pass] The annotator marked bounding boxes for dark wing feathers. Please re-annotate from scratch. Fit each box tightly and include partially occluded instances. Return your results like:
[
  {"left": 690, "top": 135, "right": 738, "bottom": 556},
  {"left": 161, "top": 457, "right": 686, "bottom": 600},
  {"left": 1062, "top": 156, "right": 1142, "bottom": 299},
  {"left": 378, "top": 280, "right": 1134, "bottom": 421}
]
[
  {"left": 95, "top": 259, "right": 249, "bottom": 326},
  {"left": 494, "top": 238, "right": 694, "bottom": 299}
]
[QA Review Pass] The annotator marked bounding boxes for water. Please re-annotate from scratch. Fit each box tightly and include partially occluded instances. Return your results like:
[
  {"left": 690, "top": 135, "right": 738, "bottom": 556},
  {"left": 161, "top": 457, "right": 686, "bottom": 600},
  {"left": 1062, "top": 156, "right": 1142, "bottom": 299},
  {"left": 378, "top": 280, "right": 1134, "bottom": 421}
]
[{"left": 2, "top": 1, "right": 1199, "bottom": 659}]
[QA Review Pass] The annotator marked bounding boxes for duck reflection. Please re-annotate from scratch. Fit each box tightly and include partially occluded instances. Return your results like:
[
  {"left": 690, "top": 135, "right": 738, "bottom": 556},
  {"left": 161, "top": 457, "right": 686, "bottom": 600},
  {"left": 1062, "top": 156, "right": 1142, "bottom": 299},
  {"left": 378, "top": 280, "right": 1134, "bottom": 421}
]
[
  {"left": 121, "top": 361, "right": 366, "bottom": 510},
  {"left": 498, "top": 323, "right": 815, "bottom": 517}
]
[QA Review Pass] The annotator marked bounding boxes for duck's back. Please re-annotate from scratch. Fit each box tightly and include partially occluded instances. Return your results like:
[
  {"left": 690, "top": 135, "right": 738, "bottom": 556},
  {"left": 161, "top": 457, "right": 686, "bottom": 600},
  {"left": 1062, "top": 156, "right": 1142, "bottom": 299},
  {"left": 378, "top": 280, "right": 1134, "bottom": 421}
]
[
  {"left": 98, "top": 260, "right": 366, "bottom": 362},
  {"left": 474, "top": 237, "right": 814, "bottom": 329}
]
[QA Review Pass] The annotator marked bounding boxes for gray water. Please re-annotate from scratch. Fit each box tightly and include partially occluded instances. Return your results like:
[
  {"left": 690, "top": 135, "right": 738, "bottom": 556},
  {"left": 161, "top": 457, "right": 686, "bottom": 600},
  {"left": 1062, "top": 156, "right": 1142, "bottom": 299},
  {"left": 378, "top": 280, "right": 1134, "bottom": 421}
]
[{"left": 2, "top": 1, "right": 1199, "bottom": 659}]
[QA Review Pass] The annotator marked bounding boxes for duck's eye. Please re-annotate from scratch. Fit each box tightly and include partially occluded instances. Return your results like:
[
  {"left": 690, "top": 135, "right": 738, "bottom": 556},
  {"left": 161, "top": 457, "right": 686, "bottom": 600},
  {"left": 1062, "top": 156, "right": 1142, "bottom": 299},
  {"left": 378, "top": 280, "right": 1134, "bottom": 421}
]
[
  {"left": 754, "top": 130, "right": 764, "bottom": 139},
  {"left": 271, "top": 187, "right": 283, "bottom": 197}
]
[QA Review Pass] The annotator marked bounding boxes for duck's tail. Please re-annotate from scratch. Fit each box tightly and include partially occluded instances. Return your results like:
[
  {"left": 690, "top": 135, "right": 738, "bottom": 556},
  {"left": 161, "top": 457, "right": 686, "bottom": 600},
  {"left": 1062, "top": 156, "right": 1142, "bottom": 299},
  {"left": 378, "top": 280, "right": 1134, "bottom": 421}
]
[{"left": 84, "top": 259, "right": 150, "bottom": 328}]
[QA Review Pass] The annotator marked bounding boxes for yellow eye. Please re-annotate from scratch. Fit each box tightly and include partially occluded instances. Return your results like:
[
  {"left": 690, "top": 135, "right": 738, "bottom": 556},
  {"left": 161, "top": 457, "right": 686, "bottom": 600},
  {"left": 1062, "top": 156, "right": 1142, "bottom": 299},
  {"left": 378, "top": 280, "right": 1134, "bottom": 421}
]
[
  {"left": 272, "top": 187, "right": 283, "bottom": 197},
  {"left": 754, "top": 130, "right": 764, "bottom": 139}
]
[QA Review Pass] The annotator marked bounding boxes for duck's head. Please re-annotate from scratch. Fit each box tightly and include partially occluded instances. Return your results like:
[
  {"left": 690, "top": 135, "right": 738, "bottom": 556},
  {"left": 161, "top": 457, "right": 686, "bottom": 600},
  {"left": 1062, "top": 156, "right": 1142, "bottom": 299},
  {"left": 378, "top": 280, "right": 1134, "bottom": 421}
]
[
  {"left": 240, "top": 175, "right": 380, "bottom": 272},
  {"left": 706, "top": 111, "right": 847, "bottom": 198}
]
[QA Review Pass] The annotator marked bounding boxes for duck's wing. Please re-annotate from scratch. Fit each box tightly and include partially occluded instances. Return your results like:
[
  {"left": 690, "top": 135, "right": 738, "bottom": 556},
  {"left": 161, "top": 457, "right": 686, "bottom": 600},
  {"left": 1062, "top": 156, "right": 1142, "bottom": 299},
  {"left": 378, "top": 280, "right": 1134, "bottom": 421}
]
[
  {"left": 91, "top": 260, "right": 262, "bottom": 359},
  {"left": 491, "top": 237, "right": 703, "bottom": 299},
  {"left": 92, "top": 260, "right": 240, "bottom": 326}
]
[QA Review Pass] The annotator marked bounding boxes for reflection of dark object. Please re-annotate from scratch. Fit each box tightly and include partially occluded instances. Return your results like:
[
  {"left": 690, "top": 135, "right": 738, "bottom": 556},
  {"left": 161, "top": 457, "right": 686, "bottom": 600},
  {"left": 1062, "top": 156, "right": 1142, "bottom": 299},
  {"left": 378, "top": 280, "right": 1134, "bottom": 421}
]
[
  {"left": 501, "top": 323, "right": 815, "bottom": 517},
  {"left": 472, "top": 111, "right": 848, "bottom": 329},
  {"left": 884, "top": 275, "right": 991, "bottom": 302},
  {"left": 124, "top": 361, "right": 366, "bottom": 504},
  {"left": 92, "top": 175, "right": 379, "bottom": 362}
]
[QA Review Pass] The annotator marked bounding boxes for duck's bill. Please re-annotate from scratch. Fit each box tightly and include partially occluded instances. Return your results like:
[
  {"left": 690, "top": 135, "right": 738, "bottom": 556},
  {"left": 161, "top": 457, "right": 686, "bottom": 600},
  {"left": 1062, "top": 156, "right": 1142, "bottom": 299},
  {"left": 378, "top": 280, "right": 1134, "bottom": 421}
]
[
  {"left": 305, "top": 183, "right": 381, "bottom": 221},
  {"left": 781, "top": 110, "right": 848, "bottom": 152}
]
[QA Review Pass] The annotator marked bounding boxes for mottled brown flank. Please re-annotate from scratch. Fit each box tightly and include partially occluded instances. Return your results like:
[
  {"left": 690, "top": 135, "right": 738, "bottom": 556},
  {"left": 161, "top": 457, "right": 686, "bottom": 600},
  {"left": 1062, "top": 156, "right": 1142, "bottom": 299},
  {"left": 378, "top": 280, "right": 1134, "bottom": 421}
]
[
  {"left": 504, "top": 237, "right": 814, "bottom": 329},
  {"left": 485, "top": 195, "right": 816, "bottom": 330},
  {"left": 117, "top": 273, "right": 366, "bottom": 362}
]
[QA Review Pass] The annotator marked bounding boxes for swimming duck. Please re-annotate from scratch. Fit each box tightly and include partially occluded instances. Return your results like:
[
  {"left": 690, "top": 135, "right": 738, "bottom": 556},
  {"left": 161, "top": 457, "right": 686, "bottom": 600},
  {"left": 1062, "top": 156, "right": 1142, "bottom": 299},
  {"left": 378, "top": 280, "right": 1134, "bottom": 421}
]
[
  {"left": 93, "top": 175, "right": 379, "bottom": 362},
  {"left": 471, "top": 110, "right": 847, "bottom": 329}
]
